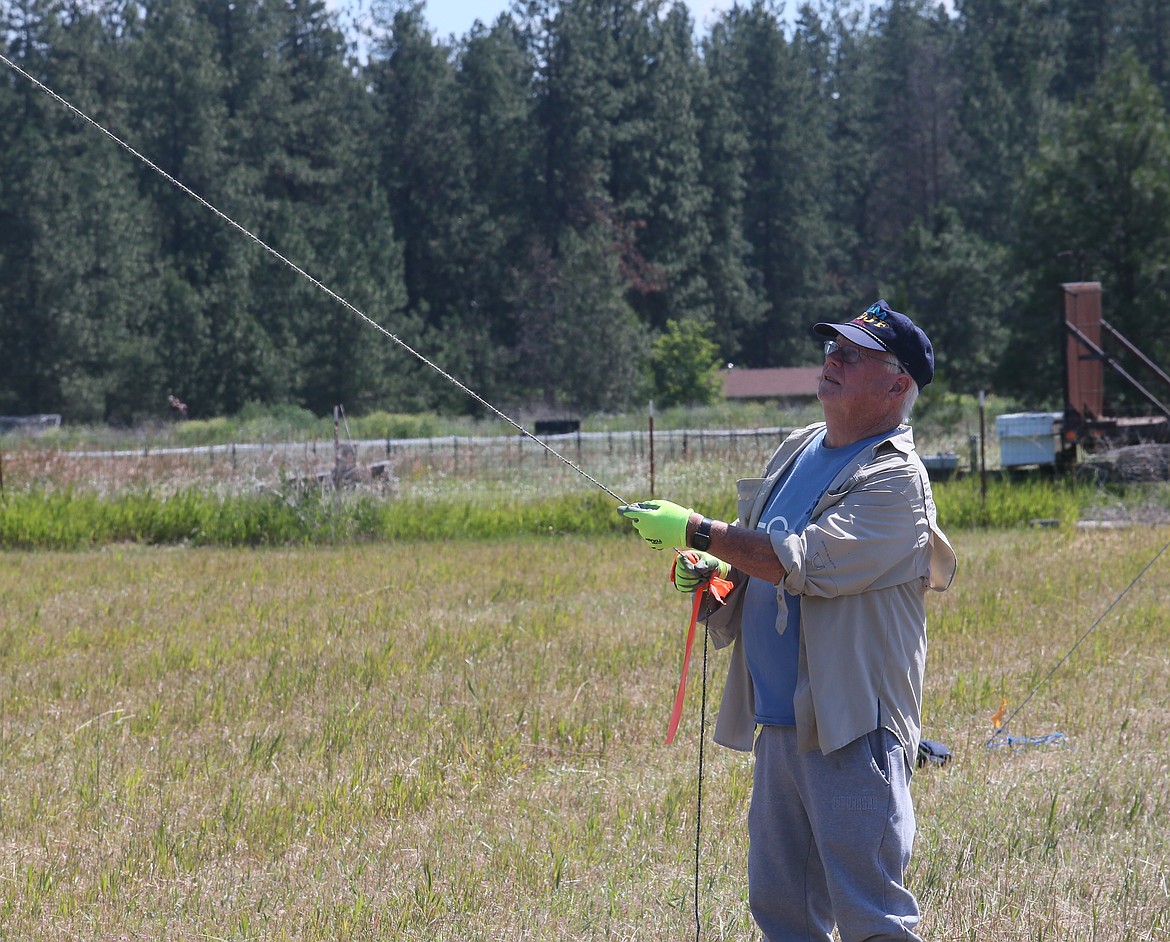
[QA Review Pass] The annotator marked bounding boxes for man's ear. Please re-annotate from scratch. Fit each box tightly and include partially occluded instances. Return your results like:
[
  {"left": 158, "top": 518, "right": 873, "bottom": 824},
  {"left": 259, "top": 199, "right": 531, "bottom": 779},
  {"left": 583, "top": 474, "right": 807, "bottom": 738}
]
[{"left": 890, "top": 373, "right": 913, "bottom": 399}]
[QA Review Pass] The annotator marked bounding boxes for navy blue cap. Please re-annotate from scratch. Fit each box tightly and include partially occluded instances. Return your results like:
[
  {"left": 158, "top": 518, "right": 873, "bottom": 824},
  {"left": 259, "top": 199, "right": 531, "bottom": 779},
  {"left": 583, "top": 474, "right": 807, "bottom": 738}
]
[{"left": 814, "top": 300, "right": 935, "bottom": 389}]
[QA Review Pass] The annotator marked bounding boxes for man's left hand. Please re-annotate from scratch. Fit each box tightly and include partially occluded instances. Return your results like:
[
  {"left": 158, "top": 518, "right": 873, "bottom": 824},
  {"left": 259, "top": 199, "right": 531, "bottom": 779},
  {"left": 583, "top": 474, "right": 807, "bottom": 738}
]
[
  {"left": 671, "top": 551, "right": 730, "bottom": 592},
  {"left": 617, "top": 499, "right": 693, "bottom": 550}
]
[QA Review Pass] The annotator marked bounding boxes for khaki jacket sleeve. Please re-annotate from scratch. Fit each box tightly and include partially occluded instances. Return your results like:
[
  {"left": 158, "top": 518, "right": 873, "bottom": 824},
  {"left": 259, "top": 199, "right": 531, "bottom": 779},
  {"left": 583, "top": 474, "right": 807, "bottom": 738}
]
[{"left": 774, "top": 464, "right": 930, "bottom": 598}]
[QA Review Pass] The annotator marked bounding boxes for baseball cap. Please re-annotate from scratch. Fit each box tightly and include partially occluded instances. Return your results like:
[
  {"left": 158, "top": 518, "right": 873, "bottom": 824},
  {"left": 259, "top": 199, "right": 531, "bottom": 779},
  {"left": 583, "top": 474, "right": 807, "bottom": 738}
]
[{"left": 814, "top": 300, "right": 935, "bottom": 389}]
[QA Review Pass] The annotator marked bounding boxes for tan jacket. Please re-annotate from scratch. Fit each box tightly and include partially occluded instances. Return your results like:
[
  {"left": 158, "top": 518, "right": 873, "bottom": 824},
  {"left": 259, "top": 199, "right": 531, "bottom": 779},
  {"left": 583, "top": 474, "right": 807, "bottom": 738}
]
[{"left": 706, "top": 422, "right": 957, "bottom": 759}]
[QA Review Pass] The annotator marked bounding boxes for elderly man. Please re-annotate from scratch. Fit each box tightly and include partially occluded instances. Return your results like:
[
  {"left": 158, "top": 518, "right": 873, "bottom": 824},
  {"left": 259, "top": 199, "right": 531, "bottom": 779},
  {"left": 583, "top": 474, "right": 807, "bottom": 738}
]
[{"left": 619, "top": 300, "right": 956, "bottom": 942}]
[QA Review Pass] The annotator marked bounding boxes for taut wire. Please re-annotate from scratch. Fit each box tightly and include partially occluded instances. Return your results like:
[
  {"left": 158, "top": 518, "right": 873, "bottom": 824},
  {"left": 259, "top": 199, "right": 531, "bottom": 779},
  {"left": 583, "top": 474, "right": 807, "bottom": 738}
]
[{"left": 0, "top": 50, "right": 626, "bottom": 505}]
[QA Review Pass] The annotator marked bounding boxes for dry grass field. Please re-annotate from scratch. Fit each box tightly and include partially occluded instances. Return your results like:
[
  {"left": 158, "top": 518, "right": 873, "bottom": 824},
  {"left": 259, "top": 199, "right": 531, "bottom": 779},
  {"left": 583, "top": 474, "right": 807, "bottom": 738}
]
[{"left": 2, "top": 521, "right": 1169, "bottom": 940}]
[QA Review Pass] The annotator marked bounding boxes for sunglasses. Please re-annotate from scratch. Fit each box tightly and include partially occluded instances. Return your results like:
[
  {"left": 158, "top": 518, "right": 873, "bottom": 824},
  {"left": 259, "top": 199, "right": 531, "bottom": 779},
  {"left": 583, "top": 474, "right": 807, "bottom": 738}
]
[{"left": 823, "top": 339, "right": 905, "bottom": 373}]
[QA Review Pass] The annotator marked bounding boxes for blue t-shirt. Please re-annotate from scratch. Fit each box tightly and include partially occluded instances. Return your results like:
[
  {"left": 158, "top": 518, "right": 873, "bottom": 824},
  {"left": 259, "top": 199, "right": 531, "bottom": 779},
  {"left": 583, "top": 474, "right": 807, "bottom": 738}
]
[{"left": 741, "top": 428, "right": 895, "bottom": 726}]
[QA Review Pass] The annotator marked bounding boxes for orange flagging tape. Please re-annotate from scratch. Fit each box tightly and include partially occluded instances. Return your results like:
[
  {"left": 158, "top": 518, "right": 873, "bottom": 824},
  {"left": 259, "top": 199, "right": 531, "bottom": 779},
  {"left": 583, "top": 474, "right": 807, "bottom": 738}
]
[{"left": 665, "top": 554, "right": 733, "bottom": 745}]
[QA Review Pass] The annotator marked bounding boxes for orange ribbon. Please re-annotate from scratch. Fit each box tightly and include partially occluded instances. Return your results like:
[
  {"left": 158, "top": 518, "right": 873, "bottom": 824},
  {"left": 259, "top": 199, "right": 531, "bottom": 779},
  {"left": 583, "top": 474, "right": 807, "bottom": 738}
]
[
  {"left": 991, "top": 697, "right": 1008, "bottom": 733},
  {"left": 665, "top": 553, "right": 733, "bottom": 745}
]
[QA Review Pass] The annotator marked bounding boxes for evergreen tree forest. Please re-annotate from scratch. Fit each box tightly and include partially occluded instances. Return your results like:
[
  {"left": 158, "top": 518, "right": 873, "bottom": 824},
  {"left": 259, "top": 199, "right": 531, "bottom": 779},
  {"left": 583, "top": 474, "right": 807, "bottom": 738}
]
[{"left": 3, "top": 0, "right": 1170, "bottom": 423}]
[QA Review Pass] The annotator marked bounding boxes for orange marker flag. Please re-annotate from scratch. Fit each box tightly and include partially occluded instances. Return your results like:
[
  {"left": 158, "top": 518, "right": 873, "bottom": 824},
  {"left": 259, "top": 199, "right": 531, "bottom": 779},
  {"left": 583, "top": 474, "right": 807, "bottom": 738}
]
[
  {"left": 991, "top": 697, "right": 1008, "bottom": 733},
  {"left": 665, "top": 554, "right": 734, "bottom": 745}
]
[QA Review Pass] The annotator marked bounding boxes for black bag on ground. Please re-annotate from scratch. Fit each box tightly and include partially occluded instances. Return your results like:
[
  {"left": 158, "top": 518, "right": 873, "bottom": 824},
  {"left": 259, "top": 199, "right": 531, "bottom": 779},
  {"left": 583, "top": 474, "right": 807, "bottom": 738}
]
[{"left": 916, "top": 738, "right": 952, "bottom": 768}]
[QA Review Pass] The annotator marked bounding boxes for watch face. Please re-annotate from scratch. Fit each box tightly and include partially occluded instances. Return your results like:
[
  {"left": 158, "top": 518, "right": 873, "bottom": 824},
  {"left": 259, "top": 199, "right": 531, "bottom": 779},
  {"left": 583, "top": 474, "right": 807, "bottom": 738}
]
[{"left": 692, "top": 519, "right": 712, "bottom": 550}]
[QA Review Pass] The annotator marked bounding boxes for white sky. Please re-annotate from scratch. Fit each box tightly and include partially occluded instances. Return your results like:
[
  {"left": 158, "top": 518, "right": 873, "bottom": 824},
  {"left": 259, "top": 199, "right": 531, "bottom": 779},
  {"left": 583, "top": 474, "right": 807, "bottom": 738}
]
[{"left": 334, "top": 0, "right": 955, "bottom": 45}]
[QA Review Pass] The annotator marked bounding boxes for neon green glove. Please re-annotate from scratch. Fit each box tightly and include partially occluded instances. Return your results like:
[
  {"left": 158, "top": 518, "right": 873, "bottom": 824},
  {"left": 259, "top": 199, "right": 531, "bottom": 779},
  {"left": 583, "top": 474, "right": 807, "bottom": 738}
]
[
  {"left": 671, "top": 551, "right": 731, "bottom": 593},
  {"left": 616, "top": 499, "right": 693, "bottom": 550}
]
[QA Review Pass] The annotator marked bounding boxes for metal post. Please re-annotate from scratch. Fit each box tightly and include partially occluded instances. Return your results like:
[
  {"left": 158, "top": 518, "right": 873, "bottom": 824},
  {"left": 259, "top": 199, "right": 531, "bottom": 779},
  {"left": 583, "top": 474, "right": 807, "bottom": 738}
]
[
  {"left": 979, "top": 391, "right": 987, "bottom": 507},
  {"left": 649, "top": 400, "right": 656, "bottom": 498},
  {"left": 333, "top": 405, "right": 341, "bottom": 485}
]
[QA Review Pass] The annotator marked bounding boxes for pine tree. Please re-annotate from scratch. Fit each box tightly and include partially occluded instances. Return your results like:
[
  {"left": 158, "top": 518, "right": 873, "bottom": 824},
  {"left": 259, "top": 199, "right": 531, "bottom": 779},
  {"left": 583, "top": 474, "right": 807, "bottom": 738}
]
[
  {"left": 509, "top": 222, "right": 650, "bottom": 412},
  {"left": 366, "top": 3, "right": 489, "bottom": 412},
  {"left": 704, "top": 1, "right": 836, "bottom": 366},
  {"left": 692, "top": 32, "right": 766, "bottom": 364},
  {"left": 951, "top": 0, "right": 1065, "bottom": 239},
  {"left": 611, "top": 3, "right": 715, "bottom": 333},
  {"left": 854, "top": 0, "right": 962, "bottom": 282},
  {"left": 1009, "top": 52, "right": 1170, "bottom": 403},
  {"left": 0, "top": 0, "right": 164, "bottom": 421},
  {"left": 453, "top": 15, "right": 542, "bottom": 405}
]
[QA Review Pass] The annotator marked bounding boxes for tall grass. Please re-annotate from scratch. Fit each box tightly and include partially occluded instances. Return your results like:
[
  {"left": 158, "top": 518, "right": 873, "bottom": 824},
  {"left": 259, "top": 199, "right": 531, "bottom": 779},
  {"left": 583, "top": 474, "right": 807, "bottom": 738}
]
[
  {"left": 2, "top": 527, "right": 1169, "bottom": 939},
  {"left": 0, "top": 489, "right": 634, "bottom": 549},
  {"left": 934, "top": 475, "right": 1086, "bottom": 529},
  {"left": 5, "top": 473, "right": 1167, "bottom": 550}
]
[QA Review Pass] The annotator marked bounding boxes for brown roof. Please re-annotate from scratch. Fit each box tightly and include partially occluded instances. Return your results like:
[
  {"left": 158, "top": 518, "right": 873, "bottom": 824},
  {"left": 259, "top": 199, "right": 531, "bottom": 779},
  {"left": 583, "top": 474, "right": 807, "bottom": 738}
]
[{"left": 722, "top": 367, "right": 822, "bottom": 400}]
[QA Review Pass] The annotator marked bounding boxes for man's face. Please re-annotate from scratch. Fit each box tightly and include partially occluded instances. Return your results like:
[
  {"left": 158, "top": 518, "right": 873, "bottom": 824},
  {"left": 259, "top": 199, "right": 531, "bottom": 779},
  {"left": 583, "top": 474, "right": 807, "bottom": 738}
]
[{"left": 818, "top": 335, "right": 905, "bottom": 417}]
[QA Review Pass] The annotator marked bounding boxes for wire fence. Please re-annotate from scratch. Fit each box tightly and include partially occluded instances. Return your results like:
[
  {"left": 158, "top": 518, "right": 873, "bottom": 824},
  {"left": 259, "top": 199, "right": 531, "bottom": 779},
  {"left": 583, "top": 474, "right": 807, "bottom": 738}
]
[{"left": 1, "top": 427, "right": 803, "bottom": 502}]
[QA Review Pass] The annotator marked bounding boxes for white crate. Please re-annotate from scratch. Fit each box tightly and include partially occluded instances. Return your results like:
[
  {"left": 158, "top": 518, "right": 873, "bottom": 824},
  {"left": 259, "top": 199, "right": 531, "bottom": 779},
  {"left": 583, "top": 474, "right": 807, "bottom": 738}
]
[
  {"left": 996, "top": 412, "right": 1062, "bottom": 467},
  {"left": 996, "top": 412, "right": 1062, "bottom": 437}
]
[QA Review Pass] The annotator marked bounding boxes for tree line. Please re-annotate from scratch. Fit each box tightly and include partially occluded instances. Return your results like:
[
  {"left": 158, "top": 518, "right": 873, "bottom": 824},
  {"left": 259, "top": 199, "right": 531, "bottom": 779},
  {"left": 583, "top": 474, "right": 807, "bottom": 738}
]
[{"left": 3, "top": 0, "right": 1170, "bottom": 423}]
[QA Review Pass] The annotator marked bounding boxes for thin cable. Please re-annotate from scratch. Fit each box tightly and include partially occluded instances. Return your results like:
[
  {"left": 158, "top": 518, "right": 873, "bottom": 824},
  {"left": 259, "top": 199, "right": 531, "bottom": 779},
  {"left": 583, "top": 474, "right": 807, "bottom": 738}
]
[
  {"left": 987, "top": 731, "right": 1066, "bottom": 750},
  {"left": 987, "top": 533, "right": 1170, "bottom": 745},
  {"left": 0, "top": 50, "right": 626, "bottom": 505},
  {"left": 692, "top": 613, "right": 711, "bottom": 941}
]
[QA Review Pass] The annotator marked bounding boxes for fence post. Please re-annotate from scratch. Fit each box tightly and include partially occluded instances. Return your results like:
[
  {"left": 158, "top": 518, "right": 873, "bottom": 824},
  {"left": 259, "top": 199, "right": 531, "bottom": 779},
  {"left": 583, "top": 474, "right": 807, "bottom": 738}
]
[
  {"left": 979, "top": 390, "right": 988, "bottom": 508},
  {"left": 648, "top": 400, "right": 655, "bottom": 498}
]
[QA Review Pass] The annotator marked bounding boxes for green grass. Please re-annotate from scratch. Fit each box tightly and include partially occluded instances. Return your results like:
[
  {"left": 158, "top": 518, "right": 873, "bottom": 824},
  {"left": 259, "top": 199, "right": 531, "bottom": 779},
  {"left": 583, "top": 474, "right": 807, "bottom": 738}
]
[
  {"left": 0, "top": 488, "right": 633, "bottom": 549},
  {"left": 3, "top": 474, "right": 1167, "bottom": 550},
  {"left": 2, "top": 527, "right": 1170, "bottom": 939}
]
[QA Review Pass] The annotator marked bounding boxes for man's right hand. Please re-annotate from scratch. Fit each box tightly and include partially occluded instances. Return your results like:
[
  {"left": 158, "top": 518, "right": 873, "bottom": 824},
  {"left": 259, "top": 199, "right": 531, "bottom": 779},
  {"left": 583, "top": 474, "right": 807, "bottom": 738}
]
[
  {"left": 616, "top": 499, "right": 693, "bottom": 550},
  {"left": 671, "top": 550, "right": 731, "bottom": 593}
]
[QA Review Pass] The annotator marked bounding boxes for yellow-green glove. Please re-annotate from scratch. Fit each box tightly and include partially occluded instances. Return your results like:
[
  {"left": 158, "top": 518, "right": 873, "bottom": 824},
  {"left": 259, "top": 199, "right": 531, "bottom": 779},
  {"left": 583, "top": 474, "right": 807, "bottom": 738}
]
[
  {"left": 617, "top": 499, "right": 693, "bottom": 550},
  {"left": 671, "top": 551, "right": 731, "bottom": 593}
]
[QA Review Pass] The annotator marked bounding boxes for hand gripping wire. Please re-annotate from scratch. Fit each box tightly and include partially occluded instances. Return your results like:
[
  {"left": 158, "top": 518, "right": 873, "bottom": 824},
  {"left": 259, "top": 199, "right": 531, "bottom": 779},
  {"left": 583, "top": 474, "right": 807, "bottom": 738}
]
[{"left": 0, "top": 49, "right": 624, "bottom": 505}]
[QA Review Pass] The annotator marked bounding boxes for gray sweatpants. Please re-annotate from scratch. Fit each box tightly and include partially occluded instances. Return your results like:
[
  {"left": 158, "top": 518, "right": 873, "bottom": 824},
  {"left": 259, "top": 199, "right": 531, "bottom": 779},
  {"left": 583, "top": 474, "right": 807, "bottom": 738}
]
[{"left": 748, "top": 725, "right": 922, "bottom": 942}]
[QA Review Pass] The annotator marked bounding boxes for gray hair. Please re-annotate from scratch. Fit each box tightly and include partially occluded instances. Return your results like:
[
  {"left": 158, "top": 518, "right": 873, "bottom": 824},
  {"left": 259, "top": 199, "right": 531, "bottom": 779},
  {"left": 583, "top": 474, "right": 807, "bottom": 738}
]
[{"left": 900, "top": 379, "right": 920, "bottom": 423}]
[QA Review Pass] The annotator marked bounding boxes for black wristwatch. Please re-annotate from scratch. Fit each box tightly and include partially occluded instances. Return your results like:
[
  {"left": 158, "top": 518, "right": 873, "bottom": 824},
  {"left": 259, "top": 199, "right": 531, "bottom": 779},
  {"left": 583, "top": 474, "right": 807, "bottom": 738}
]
[{"left": 690, "top": 516, "right": 714, "bottom": 551}]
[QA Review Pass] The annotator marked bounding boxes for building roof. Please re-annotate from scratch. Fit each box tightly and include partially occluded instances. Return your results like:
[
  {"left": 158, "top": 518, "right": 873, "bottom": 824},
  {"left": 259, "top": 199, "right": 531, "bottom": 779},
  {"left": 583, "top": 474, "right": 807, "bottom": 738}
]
[{"left": 722, "top": 367, "right": 822, "bottom": 400}]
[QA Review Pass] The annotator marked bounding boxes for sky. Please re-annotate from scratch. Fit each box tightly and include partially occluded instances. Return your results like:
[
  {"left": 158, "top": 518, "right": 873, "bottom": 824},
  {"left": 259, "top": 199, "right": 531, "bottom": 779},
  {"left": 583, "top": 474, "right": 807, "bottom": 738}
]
[
  {"left": 334, "top": 0, "right": 955, "bottom": 45},
  {"left": 417, "top": 0, "right": 800, "bottom": 37}
]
